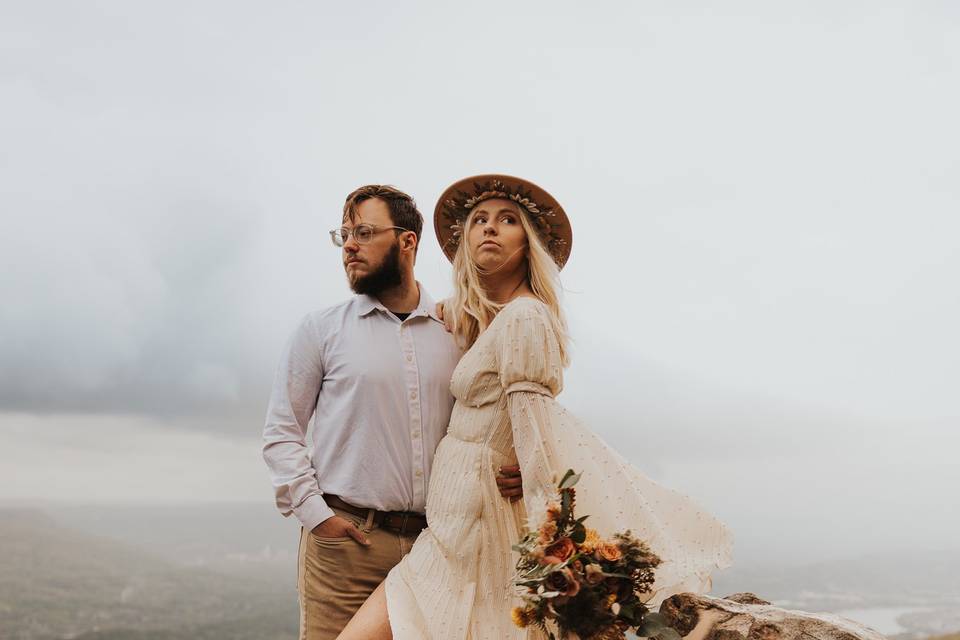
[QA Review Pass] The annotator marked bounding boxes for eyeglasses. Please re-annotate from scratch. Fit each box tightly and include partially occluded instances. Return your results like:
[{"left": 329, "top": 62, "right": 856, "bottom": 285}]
[{"left": 329, "top": 224, "right": 412, "bottom": 247}]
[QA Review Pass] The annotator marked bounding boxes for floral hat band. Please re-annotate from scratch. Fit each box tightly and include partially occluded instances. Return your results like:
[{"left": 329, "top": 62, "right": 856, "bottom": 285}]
[{"left": 433, "top": 174, "right": 573, "bottom": 269}]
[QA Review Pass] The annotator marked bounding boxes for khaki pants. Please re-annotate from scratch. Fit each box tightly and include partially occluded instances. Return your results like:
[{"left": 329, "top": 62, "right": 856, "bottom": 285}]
[{"left": 297, "top": 506, "right": 420, "bottom": 640}]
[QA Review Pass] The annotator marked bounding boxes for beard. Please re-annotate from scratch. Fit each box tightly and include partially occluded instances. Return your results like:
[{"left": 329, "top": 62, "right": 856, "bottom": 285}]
[{"left": 348, "top": 241, "right": 403, "bottom": 295}]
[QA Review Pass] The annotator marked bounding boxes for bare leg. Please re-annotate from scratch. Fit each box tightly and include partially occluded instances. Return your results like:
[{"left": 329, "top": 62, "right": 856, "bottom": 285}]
[{"left": 336, "top": 580, "right": 392, "bottom": 640}]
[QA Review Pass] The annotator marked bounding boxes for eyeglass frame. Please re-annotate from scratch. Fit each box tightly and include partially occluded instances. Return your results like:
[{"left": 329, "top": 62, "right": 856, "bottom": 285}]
[{"left": 329, "top": 223, "right": 414, "bottom": 247}]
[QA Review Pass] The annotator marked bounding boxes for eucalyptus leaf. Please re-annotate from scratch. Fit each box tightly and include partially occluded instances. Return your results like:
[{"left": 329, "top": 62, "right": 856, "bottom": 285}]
[
  {"left": 559, "top": 471, "right": 582, "bottom": 489},
  {"left": 571, "top": 524, "right": 586, "bottom": 543}
]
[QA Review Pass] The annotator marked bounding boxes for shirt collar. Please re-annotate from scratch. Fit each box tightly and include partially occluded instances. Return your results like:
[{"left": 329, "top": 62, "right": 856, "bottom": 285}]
[
  {"left": 356, "top": 294, "right": 386, "bottom": 317},
  {"left": 415, "top": 286, "right": 442, "bottom": 323},
  {"left": 355, "top": 283, "right": 443, "bottom": 323}
]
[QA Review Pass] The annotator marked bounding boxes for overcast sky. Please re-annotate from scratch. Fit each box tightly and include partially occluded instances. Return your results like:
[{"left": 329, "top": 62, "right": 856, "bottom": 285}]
[{"left": 1, "top": 1, "right": 958, "bottom": 564}]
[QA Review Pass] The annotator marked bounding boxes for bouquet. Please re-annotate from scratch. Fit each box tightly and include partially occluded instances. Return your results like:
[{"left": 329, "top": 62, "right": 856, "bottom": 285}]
[{"left": 511, "top": 470, "right": 679, "bottom": 640}]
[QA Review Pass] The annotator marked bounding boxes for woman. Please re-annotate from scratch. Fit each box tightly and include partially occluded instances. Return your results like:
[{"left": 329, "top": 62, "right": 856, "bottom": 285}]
[{"left": 337, "top": 175, "right": 733, "bottom": 640}]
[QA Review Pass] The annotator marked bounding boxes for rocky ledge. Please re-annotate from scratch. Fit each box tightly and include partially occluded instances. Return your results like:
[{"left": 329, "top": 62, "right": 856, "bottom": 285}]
[{"left": 658, "top": 592, "right": 888, "bottom": 640}]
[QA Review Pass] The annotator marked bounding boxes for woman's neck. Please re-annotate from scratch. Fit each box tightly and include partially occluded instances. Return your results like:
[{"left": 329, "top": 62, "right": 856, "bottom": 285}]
[{"left": 481, "top": 270, "right": 533, "bottom": 305}]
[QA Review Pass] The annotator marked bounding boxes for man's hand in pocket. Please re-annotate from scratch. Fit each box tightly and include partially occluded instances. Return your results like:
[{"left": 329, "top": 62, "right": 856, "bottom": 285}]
[{"left": 311, "top": 515, "right": 370, "bottom": 545}]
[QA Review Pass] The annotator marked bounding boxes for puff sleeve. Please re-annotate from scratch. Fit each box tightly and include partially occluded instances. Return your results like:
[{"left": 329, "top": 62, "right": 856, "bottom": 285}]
[
  {"left": 498, "top": 300, "right": 567, "bottom": 504},
  {"left": 497, "top": 299, "right": 733, "bottom": 605}
]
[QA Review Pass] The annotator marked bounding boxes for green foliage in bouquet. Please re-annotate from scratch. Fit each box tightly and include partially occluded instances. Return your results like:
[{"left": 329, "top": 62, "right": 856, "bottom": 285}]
[{"left": 511, "top": 470, "right": 674, "bottom": 640}]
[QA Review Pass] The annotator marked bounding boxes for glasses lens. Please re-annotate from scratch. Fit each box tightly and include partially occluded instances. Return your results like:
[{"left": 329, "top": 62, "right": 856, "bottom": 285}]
[
  {"left": 330, "top": 229, "right": 345, "bottom": 247},
  {"left": 354, "top": 225, "right": 373, "bottom": 244}
]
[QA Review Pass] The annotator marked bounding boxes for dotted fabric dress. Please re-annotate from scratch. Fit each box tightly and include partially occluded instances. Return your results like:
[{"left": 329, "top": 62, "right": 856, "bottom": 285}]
[{"left": 385, "top": 298, "right": 733, "bottom": 640}]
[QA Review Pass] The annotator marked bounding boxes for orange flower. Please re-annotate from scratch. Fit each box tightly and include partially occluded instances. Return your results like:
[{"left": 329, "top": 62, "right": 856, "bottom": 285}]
[
  {"left": 597, "top": 540, "right": 623, "bottom": 562},
  {"left": 580, "top": 528, "right": 601, "bottom": 553},
  {"left": 544, "top": 537, "right": 576, "bottom": 562},
  {"left": 538, "top": 520, "right": 558, "bottom": 544}
]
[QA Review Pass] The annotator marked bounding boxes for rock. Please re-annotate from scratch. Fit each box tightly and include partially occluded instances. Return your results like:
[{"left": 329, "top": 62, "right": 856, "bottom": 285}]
[
  {"left": 657, "top": 592, "right": 887, "bottom": 640},
  {"left": 722, "top": 593, "right": 772, "bottom": 606}
]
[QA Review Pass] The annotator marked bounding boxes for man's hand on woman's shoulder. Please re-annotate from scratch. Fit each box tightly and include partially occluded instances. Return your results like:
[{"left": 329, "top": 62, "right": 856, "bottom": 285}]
[{"left": 436, "top": 300, "right": 453, "bottom": 333}]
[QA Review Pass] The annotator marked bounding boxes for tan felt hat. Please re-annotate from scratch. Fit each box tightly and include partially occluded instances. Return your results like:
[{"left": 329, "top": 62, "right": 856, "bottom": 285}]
[{"left": 434, "top": 174, "right": 573, "bottom": 269}]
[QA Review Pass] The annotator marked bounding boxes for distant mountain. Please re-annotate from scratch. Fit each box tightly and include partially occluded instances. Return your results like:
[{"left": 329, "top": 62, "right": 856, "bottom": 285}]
[
  {"left": 45, "top": 502, "right": 300, "bottom": 574},
  {"left": 0, "top": 508, "right": 297, "bottom": 640},
  {"left": 711, "top": 549, "right": 960, "bottom": 638},
  {"left": 712, "top": 548, "right": 960, "bottom": 610},
  {"left": 6, "top": 504, "right": 958, "bottom": 639}
]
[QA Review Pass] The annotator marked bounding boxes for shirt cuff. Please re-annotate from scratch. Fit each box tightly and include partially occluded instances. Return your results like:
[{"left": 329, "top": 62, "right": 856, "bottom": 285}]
[{"left": 294, "top": 494, "right": 335, "bottom": 532}]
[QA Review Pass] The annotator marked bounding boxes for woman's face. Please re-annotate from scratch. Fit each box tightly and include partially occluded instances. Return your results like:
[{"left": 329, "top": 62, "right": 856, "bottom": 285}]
[{"left": 466, "top": 198, "right": 528, "bottom": 275}]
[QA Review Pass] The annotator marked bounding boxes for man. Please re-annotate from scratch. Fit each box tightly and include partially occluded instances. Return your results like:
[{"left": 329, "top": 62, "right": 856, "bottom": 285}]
[{"left": 262, "top": 185, "right": 521, "bottom": 640}]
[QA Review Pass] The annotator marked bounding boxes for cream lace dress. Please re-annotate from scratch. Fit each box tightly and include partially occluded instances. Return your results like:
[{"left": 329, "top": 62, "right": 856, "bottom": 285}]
[{"left": 385, "top": 298, "right": 733, "bottom": 640}]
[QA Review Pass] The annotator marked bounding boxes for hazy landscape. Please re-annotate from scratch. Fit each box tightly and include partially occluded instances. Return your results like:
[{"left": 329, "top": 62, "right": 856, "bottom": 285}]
[
  {"left": 0, "top": 506, "right": 297, "bottom": 640},
  {"left": 2, "top": 503, "right": 957, "bottom": 640},
  {"left": 3, "top": 2, "right": 959, "bottom": 640}
]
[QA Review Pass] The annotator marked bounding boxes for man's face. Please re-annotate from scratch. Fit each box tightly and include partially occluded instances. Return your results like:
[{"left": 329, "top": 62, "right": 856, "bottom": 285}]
[{"left": 342, "top": 198, "right": 403, "bottom": 295}]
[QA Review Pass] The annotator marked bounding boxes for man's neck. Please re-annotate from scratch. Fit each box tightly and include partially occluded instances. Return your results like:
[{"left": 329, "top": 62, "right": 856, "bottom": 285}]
[{"left": 376, "top": 276, "right": 420, "bottom": 314}]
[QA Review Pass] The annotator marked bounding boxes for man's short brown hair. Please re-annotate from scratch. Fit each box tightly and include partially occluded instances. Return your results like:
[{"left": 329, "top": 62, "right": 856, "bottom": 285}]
[{"left": 342, "top": 185, "right": 423, "bottom": 251}]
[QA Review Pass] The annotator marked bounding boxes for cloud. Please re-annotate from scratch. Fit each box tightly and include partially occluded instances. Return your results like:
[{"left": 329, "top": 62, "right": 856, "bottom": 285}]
[
  {"left": 0, "top": 189, "right": 271, "bottom": 424},
  {"left": 1, "top": 1, "right": 958, "bottom": 434},
  {"left": 0, "top": 412, "right": 272, "bottom": 503}
]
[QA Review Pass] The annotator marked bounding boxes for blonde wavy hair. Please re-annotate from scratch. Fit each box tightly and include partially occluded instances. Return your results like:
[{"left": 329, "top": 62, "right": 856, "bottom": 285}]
[{"left": 447, "top": 201, "right": 570, "bottom": 365}]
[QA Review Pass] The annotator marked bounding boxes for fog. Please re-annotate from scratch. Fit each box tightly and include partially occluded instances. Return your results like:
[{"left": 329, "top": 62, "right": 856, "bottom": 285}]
[{"left": 2, "top": 0, "right": 958, "bottom": 571}]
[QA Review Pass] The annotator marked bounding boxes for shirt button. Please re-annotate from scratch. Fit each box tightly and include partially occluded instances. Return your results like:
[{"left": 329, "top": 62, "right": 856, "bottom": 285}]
[
  {"left": 412, "top": 430, "right": 420, "bottom": 439},
  {"left": 414, "top": 470, "right": 423, "bottom": 477},
  {"left": 406, "top": 355, "right": 413, "bottom": 362},
  {"left": 410, "top": 390, "right": 417, "bottom": 399}
]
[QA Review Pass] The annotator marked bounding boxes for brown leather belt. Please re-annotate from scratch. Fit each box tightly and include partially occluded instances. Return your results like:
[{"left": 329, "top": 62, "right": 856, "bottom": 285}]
[{"left": 325, "top": 495, "right": 427, "bottom": 536}]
